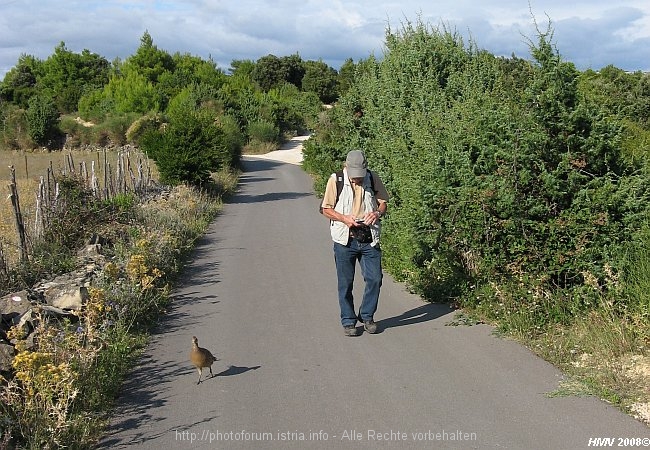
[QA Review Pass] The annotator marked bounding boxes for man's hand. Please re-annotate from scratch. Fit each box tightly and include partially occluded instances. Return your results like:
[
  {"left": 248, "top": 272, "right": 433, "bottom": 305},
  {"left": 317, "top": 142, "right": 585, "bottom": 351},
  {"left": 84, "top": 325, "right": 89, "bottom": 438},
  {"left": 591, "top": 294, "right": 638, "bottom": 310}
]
[
  {"left": 344, "top": 215, "right": 363, "bottom": 228},
  {"left": 322, "top": 208, "right": 358, "bottom": 228},
  {"left": 360, "top": 211, "right": 382, "bottom": 226}
]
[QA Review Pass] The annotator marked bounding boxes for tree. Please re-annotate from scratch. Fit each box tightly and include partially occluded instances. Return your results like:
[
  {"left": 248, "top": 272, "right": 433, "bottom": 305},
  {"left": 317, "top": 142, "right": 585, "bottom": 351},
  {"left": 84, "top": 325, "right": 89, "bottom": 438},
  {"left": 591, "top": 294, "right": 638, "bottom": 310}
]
[
  {"left": 301, "top": 60, "right": 338, "bottom": 104},
  {"left": 0, "top": 54, "right": 41, "bottom": 107},
  {"left": 280, "top": 53, "right": 305, "bottom": 88},
  {"left": 102, "top": 69, "right": 160, "bottom": 115},
  {"left": 337, "top": 58, "right": 356, "bottom": 96},
  {"left": 251, "top": 54, "right": 287, "bottom": 91},
  {"left": 123, "top": 31, "right": 174, "bottom": 84},
  {"left": 228, "top": 59, "right": 256, "bottom": 77},
  {"left": 38, "top": 42, "right": 110, "bottom": 113},
  {"left": 157, "top": 52, "right": 226, "bottom": 107}
]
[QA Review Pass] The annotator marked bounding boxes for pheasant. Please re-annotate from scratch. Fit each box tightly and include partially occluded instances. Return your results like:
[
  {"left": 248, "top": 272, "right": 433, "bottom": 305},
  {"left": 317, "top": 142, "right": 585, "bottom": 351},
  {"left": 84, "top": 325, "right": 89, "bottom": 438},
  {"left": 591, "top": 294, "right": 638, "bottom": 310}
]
[{"left": 190, "top": 336, "right": 217, "bottom": 384}]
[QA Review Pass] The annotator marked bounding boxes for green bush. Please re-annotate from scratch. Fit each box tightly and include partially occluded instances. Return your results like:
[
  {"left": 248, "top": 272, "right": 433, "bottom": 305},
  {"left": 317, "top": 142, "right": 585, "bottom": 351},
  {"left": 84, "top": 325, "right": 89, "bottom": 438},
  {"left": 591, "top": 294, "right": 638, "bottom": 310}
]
[
  {"left": 621, "top": 224, "right": 650, "bottom": 319},
  {"left": 140, "top": 110, "right": 229, "bottom": 186},
  {"left": 99, "top": 113, "right": 139, "bottom": 146},
  {"left": 81, "top": 70, "right": 160, "bottom": 120},
  {"left": 302, "top": 20, "right": 650, "bottom": 331},
  {"left": 270, "top": 83, "right": 322, "bottom": 133},
  {"left": 619, "top": 119, "right": 650, "bottom": 167},
  {"left": 58, "top": 115, "right": 84, "bottom": 146},
  {"left": 301, "top": 60, "right": 338, "bottom": 104},
  {"left": 45, "top": 176, "right": 104, "bottom": 248},
  {"left": 218, "top": 114, "right": 245, "bottom": 166},
  {"left": 75, "top": 124, "right": 97, "bottom": 146},
  {"left": 247, "top": 120, "right": 278, "bottom": 144},
  {"left": 78, "top": 88, "right": 115, "bottom": 123},
  {"left": 25, "top": 94, "right": 59, "bottom": 146},
  {"left": 0, "top": 103, "right": 31, "bottom": 150}
]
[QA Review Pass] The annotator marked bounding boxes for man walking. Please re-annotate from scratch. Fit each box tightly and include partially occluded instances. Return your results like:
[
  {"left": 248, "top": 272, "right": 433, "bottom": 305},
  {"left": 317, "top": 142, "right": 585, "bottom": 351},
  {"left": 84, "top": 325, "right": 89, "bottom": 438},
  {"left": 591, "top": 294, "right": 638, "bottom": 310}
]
[{"left": 320, "top": 150, "right": 389, "bottom": 336}]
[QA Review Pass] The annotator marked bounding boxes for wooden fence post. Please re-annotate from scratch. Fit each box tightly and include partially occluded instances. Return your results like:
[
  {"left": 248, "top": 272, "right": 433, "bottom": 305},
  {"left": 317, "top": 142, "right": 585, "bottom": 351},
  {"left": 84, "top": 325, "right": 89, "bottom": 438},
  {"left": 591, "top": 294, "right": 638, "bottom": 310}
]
[
  {"left": 34, "top": 176, "right": 45, "bottom": 239},
  {"left": 8, "top": 166, "right": 28, "bottom": 262},
  {"left": 103, "top": 150, "right": 109, "bottom": 200},
  {"left": 0, "top": 241, "right": 7, "bottom": 280}
]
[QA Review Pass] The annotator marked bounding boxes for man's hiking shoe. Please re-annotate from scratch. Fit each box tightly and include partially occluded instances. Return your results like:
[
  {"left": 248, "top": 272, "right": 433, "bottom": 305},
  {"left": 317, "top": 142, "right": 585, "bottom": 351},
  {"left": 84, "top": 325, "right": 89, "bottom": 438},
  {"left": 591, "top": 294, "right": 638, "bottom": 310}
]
[
  {"left": 363, "top": 320, "right": 378, "bottom": 334},
  {"left": 344, "top": 325, "right": 360, "bottom": 337}
]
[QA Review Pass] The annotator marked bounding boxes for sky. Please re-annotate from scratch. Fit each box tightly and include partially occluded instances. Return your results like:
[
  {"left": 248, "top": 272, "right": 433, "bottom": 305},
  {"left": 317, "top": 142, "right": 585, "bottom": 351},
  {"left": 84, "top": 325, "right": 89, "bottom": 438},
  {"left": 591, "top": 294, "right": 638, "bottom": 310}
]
[{"left": 1, "top": 0, "right": 650, "bottom": 79}]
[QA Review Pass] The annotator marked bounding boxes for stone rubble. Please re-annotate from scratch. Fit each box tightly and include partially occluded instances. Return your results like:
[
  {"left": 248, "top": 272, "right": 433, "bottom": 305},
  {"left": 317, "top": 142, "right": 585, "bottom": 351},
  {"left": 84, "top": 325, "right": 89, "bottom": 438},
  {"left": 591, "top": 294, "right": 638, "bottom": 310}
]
[{"left": 0, "top": 236, "right": 108, "bottom": 374}]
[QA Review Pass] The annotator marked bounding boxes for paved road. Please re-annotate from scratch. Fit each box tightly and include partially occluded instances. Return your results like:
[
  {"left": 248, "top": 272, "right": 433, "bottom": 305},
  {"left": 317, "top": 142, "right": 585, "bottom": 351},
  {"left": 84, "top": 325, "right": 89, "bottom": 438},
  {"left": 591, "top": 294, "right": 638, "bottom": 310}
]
[{"left": 100, "top": 145, "right": 649, "bottom": 449}]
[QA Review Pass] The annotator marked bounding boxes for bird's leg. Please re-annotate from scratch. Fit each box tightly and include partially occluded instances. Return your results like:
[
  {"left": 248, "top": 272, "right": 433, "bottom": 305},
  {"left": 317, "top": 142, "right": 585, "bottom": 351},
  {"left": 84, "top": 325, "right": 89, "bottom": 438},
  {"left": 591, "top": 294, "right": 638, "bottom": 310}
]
[
  {"left": 209, "top": 367, "right": 214, "bottom": 378},
  {"left": 196, "top": 368, "right": 202, "bottom": 385}
]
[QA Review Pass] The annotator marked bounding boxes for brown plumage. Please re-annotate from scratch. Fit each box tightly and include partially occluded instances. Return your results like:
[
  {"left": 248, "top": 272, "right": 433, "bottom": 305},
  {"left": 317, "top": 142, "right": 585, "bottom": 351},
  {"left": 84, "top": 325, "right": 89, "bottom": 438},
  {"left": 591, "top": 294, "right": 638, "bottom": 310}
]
[{"left": 190, "top": 336, "right": 217, "bottom": 384}]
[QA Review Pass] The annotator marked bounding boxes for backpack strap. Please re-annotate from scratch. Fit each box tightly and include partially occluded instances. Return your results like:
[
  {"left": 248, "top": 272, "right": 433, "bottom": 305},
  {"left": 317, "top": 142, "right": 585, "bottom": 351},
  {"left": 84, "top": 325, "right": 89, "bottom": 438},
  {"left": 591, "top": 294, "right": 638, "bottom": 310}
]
[
  {"left": 368, "top": 170, "right": 377, "bottom": 195},
  {"left": 319, "top": 171, "right": 345, "bottom": 214},
  {"left": 334, "top": 170, "right": 344, "bottom": 203}
]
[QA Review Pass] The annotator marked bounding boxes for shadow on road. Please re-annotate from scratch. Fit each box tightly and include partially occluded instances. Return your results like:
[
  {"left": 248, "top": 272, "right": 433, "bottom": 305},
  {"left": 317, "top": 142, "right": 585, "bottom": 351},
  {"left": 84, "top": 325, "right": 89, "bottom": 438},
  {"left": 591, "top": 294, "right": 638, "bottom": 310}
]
[
  {"left": 277, "top": 137, "right": 308, "bottom": 152},
  {"left": 229, "top": 159, "right": 313, "bottom": 204},
  {"left": 378, "top": 302, "right": 455, "bottom": 331},
  {"left": 97, "top": 356, "right": 197, "bottom": 448},
  {"left": 238, "top": 175, "right": 275, "bottom": 184},
  {"left": 239, "top": 158, "right": 283, "bottom": 172},
  {"left": 232, "top": 191, "right": 312, "bottom": 204},
  {"left": 98, "top": 254, "right": 263, "bottom": 447},
  {"left": 216, "top": 365, "right": 261, "bottom": 377}
]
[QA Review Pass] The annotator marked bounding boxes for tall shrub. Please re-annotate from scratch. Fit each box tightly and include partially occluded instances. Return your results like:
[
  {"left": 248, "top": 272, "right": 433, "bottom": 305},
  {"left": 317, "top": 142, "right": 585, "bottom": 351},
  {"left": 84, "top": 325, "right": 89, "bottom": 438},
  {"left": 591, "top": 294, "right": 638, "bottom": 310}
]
[
  {"left": 303, "top": 19, "right": 650, "bottom": 327},
  {"left": 25, "top": 94, "right": 59, "bottom": 146},
  {"left": 140, "top": 103, "right": 229, "bottom": 186}
]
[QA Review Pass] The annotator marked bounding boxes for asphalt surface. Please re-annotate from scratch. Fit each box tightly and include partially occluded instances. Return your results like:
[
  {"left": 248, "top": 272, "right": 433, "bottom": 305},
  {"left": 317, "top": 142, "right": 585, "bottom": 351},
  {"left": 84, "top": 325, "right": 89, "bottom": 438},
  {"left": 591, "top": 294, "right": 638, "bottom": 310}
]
[{"left": 99, "top": 138, "right": 649, "bottom": 449}]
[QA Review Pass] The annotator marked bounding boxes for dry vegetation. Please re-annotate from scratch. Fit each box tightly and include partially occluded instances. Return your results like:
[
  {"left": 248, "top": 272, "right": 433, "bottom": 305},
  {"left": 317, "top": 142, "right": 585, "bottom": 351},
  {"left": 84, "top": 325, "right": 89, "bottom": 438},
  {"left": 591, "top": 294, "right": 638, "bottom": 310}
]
[
  {"left": 1, "top": 153, "right": 239, "bottom": 447},
  {"left": 1, "top": 148, "right": 155, "bottom": 266}
]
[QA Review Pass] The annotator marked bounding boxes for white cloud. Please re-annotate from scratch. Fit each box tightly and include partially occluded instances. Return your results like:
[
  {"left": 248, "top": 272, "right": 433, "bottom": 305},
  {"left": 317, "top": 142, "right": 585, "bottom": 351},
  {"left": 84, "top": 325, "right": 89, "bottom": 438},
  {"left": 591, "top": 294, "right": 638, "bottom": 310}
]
[{"left": 1, "top": 0, "right": 649, "bottom": 77}]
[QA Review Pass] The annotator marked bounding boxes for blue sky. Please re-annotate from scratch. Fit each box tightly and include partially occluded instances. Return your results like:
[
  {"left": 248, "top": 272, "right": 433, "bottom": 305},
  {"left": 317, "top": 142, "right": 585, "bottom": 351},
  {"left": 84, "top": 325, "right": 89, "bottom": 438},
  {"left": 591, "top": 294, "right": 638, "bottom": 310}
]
[{"left": 1, "top": 0, "right": 649, "bottom": 78}]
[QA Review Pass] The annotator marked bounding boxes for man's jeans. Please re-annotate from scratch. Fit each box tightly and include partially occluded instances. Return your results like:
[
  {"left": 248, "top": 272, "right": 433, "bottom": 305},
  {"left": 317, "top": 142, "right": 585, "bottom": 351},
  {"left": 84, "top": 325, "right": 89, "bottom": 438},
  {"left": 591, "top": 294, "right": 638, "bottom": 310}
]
[{"left": 333, "top": 239, "right": 383, "bottom": 327}]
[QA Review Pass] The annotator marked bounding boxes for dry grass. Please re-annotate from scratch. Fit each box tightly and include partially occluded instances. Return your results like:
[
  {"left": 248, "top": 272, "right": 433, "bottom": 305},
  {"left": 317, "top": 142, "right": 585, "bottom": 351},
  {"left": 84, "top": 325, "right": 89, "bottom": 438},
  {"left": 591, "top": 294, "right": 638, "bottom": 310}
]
[
  {"left": 532, "top": 309, "right": 650, "bottom": 426},
  {"left": 0, "top": 149, "right": 114, "bottom": 181},
  {"left": 242, "top": 140, "right": 279, "bottom": 155}
]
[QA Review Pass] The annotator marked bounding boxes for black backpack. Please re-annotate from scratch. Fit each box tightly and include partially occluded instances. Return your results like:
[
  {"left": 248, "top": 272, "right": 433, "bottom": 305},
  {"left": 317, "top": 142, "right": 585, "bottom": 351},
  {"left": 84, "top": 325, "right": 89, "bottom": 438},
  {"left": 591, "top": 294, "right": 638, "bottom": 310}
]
[{"left": 319, "top": 170, "right": 376, "bottom": 214}]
